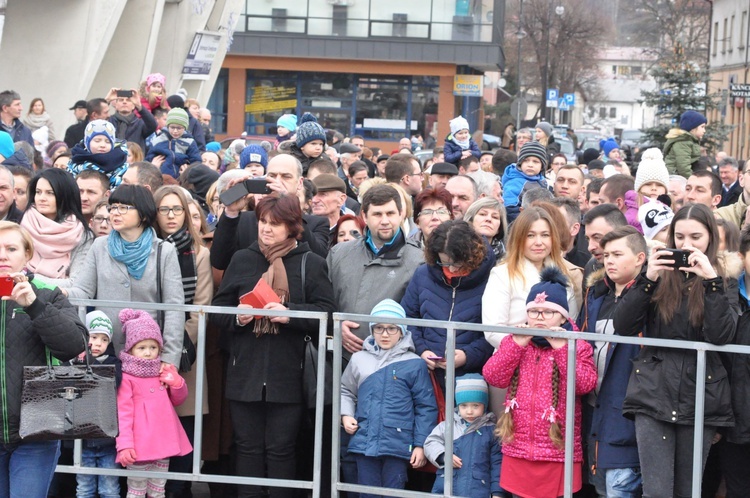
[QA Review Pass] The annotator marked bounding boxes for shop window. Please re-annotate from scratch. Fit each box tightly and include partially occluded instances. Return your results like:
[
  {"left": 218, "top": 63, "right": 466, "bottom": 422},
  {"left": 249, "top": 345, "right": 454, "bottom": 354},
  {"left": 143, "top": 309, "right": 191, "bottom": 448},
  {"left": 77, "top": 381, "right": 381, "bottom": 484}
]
[
  {"left": 207, "top": 68, "right": 228, "bottom": 134},
  {"left": 245, "top": 70, "right": 299, "bottom": 135}
]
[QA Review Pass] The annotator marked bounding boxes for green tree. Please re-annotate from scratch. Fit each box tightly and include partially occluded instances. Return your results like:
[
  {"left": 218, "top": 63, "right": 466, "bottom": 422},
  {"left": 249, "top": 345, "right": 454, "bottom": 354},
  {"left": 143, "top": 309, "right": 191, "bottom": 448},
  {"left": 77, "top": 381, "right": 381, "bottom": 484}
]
[{"left": 639, "top": 45, "right": 731, "bottom": 153}]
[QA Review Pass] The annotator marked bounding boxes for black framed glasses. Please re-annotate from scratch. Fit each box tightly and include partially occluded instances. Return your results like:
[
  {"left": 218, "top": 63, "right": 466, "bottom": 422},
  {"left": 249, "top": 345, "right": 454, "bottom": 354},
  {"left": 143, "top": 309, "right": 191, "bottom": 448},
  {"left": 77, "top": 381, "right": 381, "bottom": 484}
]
[
  {"left": 107, "top": 204, "right": 137, "bottom": 215},
  {"left": 372, "top": 325, "right": 401, "bottom": 336},
  {"left": 435, "top": 259, "right": 464, "bottom": 269},
  {"left": 92, "top": 216, "right": 110, "bottom": 225},
  {"left": 527, "top": 309, "right": 559, "bottom": 319},
  {"left": 157, "top": 206, "right": 185, "bottom": 216}
]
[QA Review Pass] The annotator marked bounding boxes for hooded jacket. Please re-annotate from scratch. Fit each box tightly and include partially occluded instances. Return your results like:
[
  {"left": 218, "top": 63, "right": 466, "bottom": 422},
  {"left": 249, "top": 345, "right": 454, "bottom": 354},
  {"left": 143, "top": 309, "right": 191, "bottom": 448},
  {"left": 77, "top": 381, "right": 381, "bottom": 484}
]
[
  {"left": 0, "top": 277, "right": 87, "bottom": 444},
  {"left": 0, "top": 149, "right": 31, "bottom": 170},
  {"left": 145, "top": 131, "right": 202, "bottom": 178},
  {"left": 482, "top": 333, "right": 597, "bottom": 463},
  {"left": 578, "top": 269, "right": 640, "bottom": 471},
  {"left": 614, "top": 252, "right": 742, "bottom": 427},
  {"left": 400, "top": 248, "right": 496, "bottom": 384},
  {"left": 663, "top": 128, "right": 701, "bottom": 179},
  {"left": 424, "top": 410, "right": 503, "bottom": 497},
  {"left": 501, "top": 164, "right": 548, "bottom": 223},
  {"left": 341, "top": 331, "right": 437, "bottom": 460}
]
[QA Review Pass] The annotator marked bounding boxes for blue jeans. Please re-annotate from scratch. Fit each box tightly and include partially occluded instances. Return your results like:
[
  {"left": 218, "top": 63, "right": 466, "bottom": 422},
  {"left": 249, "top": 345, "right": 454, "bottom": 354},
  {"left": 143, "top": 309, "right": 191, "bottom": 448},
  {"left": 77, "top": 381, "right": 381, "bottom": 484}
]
[
  {"left": 76, "top": 444, "right": 120, "bottom": 498},
  {"left": 354, "top": 455, "right": 408, "bottom": 498},
  {"left": 340, "top": 428, "right": 359, "bottom": 498},
  {"left": 605, "top": 467, "right": 642, "bottom": 498},
  {"left": 0, "top": 440, "right": 60, "bottom": 498}
]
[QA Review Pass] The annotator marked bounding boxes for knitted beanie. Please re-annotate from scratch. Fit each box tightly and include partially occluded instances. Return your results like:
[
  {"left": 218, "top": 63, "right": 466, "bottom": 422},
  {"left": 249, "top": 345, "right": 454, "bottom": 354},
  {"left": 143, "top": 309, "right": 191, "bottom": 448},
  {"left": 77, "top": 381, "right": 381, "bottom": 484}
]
[
  {"left": 187, "top": 164, "right": 220, "bottom": 198},
  {"left": 634, "top": 148, "right": 670, "bottom": 192},
  {"left": 0, "top": 131, "right": 13, "bottom": 159},
  {"left": 449, "top": 116, "right": 470, "bottom": 135},
  {"left": 517, "top": 141, "right": 549, "bottom": 171},
  {"left": 86, "top": 310, "right": 113, "bottom": 340},
  {"left": 146, "top": 73, "right": 166, "bottom": 89},
  {"left": 166, "top": 94, "right": 185, "bottom": 109},
  {"left": 638, "top": 200, "right": 674, "bottom": 240},
  {"left": 166, "top": 108, "right": 189, "bottom": 130},
  {"left": 581, "top": 148, "right": 600, "bottom": 166},
  {"left": 526, "top": 267, "right": 570, "bottom": 319},
  {"left": 240, "top": 144, "right": 268, "bottom": 170},
  {"left": 369, "top": 299, "right": 407, "bottom": 335},
  {"left": 455, "top": 374, "right": 489, "bottom": 407},
  {"left": 120, "top": 309, "right": 163, "bottom": 352},
  {"left": 277, "top": 114, "right": 298, "bottom": 133},
  {"left": 295, "top": 113, "right": 326, "bottom": 148},
  {"left": 603, "top": 164, "right": 618, "bottom": 178},
  {"left": 46, "top": 140, "right": 68, "bottom": 160},
  {"left": 599, "top": 138, "right": 619, "bottom": 158},
  {"left": 536, "top": 122, "right": 554, "bottom": 138},
  {"left": 679, "top": 110, "right": 707, "bottom": 132},
  {"left": 205, "top": 141, "right": 221, "bottom": 153},
  {"left": 84, "top": 120, "right": 116, "bottom": 151}
]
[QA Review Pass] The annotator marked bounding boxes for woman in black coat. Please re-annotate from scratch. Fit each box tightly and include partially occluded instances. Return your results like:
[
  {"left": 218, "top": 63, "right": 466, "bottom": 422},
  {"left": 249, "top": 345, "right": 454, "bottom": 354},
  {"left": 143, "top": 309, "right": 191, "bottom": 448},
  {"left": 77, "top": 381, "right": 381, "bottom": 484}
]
[
  {"left": 210, "top": 195, "right": 335, "bottom": 498},
  {"left": 613, "top": 204, "right": 738, "bottom": 498}
]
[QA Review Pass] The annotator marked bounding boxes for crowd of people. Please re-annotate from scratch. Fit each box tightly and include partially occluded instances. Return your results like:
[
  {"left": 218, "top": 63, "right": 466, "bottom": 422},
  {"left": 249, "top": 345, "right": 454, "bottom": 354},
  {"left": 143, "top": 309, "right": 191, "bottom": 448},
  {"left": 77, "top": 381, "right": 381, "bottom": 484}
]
[{"left": 1, "top": 81, "right": 750, "bottom": 498}]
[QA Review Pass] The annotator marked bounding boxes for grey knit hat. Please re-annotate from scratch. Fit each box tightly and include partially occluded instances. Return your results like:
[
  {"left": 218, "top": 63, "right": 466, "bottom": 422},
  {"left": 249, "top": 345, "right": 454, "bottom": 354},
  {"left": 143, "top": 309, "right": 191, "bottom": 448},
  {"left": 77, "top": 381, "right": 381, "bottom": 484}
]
[
  {"left": 295, "top": 113, "right": 326, "bottom": 148},
  {"left": 517, "top": 141, "right": 549, "bottom": 172}
]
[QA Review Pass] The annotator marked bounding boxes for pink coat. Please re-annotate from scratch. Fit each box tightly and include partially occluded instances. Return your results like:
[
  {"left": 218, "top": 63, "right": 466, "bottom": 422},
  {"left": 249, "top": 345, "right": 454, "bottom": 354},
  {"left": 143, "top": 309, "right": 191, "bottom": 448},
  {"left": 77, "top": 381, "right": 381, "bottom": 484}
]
[
  {"left": 116, "top": 373, "right": 193, "bottom": 462},
  {"left": 482, "top": 334, "right": 597, "bottom": 463}
]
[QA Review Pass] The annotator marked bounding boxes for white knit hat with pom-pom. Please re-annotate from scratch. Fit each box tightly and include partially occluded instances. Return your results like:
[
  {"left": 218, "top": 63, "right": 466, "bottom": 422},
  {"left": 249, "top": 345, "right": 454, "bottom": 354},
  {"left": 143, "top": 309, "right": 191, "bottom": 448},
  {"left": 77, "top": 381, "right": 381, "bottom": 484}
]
[{"left": 635, "top": 148, "right": 670, "bottom": 193}]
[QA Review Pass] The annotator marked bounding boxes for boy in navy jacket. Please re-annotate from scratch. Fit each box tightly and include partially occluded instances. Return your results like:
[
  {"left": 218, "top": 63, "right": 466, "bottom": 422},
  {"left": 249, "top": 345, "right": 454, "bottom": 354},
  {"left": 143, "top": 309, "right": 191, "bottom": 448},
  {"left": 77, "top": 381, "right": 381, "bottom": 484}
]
[{"left": 145, "top": 108, "right": 201, "bottom": 178}]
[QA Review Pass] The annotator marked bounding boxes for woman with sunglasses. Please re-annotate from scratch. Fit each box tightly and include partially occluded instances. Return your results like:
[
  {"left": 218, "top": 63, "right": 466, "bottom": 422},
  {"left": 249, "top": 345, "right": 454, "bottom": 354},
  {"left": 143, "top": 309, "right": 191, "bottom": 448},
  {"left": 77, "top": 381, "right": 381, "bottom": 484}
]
[
  {"left": 400, "top": 220, "right": 495, "bottom": 392},
  {"left": 65, "top": 185, "right": 185, "bottom": 369}
]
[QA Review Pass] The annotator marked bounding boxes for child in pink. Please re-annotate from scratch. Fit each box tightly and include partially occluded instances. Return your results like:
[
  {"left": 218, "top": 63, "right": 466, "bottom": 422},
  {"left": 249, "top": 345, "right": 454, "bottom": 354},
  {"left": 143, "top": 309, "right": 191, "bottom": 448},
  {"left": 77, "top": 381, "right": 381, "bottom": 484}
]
[
  {"left": 115, "top": 309, "right": 192, "bottom": 498},
  {"left": 482, "top": 267, "right": 597, "bottom": 498}
]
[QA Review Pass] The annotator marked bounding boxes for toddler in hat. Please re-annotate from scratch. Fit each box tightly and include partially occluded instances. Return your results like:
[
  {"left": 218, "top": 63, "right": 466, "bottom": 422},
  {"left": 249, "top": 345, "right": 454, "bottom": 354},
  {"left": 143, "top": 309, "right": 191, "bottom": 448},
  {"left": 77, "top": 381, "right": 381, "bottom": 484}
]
[
  {"left": 68, "top": 119, "right": 129, "bottom": 190},
  {"left": 502, "top": 141, "right": 550, "bottom": 223},
  {"left": 116, "top": 309, "right": 192, "bottom": 497},
  {"left": 340, "top": 299, "right": 437, "bottom": 496},
  {"left": 638, "top": 199, "right": 674, "bottom": 244},
  {"left": 634, "top": 148, "right": 670, "bottom": 200},
  {"left": 275, "top": 114, "right": 297, "bottom": 149},
  {"left": 443, "top": 115, "right": 481, "bottom": 167},
  {"left": 664, "top": 110, "right": 707, "bottom": 179},
  {"left": 239, "top": 144, "right": 268, "bottom": 178},
  {"left": 290, "top": 112, "right": 327, "bottom": 175},
  {"left": 145, "top": 107, "right": 202, "bottom": 178},
  {"left": 72, "top": 310, "right": 123, "bottom": 498},
  {"left": 424, "top": 374, "right": 505, "bottom": 497},
  {"left": 139, "top": 73, "right": 168, "bottom": 113},
  {"left": 483, "top": 267, "right": 596, "bottom": 498}
]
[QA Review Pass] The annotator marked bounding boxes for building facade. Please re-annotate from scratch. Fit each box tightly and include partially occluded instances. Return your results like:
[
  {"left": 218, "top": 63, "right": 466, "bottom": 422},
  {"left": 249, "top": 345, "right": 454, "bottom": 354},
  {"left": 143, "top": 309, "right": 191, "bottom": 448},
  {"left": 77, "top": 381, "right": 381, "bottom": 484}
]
[{"left": 208, "top": 0, "right": 505, "bottom": 150}]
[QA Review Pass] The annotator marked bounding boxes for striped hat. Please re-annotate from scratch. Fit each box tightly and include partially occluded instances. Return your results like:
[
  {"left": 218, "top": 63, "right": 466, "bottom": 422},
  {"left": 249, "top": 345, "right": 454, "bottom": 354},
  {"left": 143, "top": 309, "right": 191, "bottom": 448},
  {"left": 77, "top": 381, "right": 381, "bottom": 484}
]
[
  {"left": 455, "top": 374, "right": 489, "bottom": 407},
  {"left": 369, "top": 299, "right": 406, "bottom": 335},
  {"left": 517, "top": 141, "right": 549, "bottom": 171}
]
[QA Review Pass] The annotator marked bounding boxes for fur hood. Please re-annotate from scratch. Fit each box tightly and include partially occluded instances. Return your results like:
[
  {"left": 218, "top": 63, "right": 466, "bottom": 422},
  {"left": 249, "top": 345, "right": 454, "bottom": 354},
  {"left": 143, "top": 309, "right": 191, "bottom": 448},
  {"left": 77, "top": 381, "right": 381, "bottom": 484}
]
[{"left": 665, "top": 128, "right": 692, "bottom": 140}]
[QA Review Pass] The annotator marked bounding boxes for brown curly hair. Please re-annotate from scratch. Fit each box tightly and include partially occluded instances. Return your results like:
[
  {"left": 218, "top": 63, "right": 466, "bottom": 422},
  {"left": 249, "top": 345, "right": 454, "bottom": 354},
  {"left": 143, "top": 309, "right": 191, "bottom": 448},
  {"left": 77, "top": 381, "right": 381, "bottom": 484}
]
[{"left": 424, "top": 220, "right": 486, "bottom": 272}]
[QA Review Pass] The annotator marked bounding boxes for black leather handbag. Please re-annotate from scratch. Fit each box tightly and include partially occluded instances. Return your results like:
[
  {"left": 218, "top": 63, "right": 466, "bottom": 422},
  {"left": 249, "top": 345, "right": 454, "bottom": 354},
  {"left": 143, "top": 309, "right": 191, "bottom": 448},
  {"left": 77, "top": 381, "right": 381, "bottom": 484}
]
[{"left": 19, "top": 351, "right": 118, "bottom": 441}]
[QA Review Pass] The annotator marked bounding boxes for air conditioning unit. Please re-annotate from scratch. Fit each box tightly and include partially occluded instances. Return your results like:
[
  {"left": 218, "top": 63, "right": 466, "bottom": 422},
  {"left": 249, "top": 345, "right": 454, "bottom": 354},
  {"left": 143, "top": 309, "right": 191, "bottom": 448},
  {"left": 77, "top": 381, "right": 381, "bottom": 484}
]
[{"left": 328, "top": 0, "right": 353, "bottom": 5}]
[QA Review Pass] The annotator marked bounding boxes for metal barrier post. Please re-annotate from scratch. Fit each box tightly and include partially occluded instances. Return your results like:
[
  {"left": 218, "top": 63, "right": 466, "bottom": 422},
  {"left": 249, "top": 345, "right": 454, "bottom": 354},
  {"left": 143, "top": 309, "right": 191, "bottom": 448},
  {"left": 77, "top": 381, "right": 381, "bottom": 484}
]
[
  {"left": 312, "top": 314, "right": 329, "bottom": 498},
  {"left": 191, "top": 311, "right": 207, "bottom": 477},
  {"left": 692, "top": 348, "right": 707, "bottom": 496},
  {"left": 331, "top": 317, "right": 343, "bottom": 498},
  {"left": 563, "top": 338, "right": 577, "bottom": 498},
  {"left": 443, "top": 325, "right": 456, "bottom": 498}
]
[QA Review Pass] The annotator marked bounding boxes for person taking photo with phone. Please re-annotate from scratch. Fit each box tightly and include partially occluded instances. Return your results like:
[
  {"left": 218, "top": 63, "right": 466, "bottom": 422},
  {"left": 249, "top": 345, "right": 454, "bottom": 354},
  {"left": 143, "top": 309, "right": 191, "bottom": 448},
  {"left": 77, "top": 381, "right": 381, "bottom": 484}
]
[
  {"left": 105, "top": 87, "right": 157, "bottom": 152},
  {"left": 613, "top": 203, "right": 740, "bottom": 498}
]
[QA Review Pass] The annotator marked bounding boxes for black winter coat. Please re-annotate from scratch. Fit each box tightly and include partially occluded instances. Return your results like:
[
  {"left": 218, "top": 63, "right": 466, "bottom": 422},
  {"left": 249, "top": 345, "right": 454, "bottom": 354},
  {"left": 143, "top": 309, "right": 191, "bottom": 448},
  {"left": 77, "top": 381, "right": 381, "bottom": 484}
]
[
  {"left": 210, "top": 242, "right": 335, "bottom": 404},
  {"left": 1, "top": 278, "right": 87, "bottom": 443},
  {"left": 614, "top": 273, "right": 737, "bottom": 427},
  {"left": 724, "top": 293, "right": 750, "bottom": 443}
]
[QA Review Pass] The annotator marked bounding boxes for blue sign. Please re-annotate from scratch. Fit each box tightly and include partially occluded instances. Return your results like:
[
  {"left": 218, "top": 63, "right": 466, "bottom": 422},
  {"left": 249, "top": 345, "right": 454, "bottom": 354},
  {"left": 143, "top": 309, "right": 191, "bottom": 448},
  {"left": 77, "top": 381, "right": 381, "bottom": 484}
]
[
  {"left": 563, "top": 93, "right": 575, "bottom": 106},
  {"left": 558, "top": 98, "right": 570, "bottom": 111},
  {"left": 546, "top": 89, "right": 559, "bottom": 101}
]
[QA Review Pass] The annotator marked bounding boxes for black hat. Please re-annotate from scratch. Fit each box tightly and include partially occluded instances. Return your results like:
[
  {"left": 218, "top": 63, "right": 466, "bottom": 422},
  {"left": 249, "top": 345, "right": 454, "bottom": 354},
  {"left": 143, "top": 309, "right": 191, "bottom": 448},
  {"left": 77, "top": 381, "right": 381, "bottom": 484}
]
[
  {"left": 430, "top": 162, "right": 459, "bottom": 176},
  {"left": 581, "top": 148, "right": 600, "bottom": 166},
  {"left": 312, "top": 174, "right": 346, "bottom": 194},
  {"left": 587, "top": 159, "right": 605, "bottom": 171},
  {"left": 339, "top": 143, "right": 362, "bottom": 154},
  {"left": 167, "top": 95, "right": 186, "bottom": 109},
  {"left": 377, "top": 154, "right": 390, "bottom": 162},
  {"left": 69, "top": 100, "right": 87, "bottom": 110}
]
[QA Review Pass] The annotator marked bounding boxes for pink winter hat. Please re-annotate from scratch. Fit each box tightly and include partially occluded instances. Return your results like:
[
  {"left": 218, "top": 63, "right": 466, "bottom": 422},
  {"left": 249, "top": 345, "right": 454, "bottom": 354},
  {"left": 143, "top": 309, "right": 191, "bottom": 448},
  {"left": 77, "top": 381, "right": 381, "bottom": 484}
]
[
  {"left": 120, "top": 309, "right": 163, "bottom": 352},
  {"left": 146, "top": 73, "right": 166, "bottom": 88}
]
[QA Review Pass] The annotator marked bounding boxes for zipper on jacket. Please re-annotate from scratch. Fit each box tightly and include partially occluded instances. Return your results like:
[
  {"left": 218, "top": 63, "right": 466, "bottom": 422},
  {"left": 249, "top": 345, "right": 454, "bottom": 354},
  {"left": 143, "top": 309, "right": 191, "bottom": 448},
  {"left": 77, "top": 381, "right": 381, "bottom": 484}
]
[
  {"left": 1, "top": 302, "right": 8, "bottom": 442},
  {"left": 447, "top": 287, "right": 457, "bottom": 322},
  {"left": 530, "top": 352, "right": 540, "bottom": 460}
]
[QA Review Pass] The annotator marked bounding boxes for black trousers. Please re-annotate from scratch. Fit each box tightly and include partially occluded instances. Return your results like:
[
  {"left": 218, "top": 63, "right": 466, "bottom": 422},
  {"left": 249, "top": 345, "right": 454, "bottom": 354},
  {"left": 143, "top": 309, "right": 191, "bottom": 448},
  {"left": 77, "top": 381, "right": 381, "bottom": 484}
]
[
  {"left": 719, "top": 440, "right": 750, "bottom": 498},
  {"left": 230, "top": 400, "right": 304, "bottom": 498}
]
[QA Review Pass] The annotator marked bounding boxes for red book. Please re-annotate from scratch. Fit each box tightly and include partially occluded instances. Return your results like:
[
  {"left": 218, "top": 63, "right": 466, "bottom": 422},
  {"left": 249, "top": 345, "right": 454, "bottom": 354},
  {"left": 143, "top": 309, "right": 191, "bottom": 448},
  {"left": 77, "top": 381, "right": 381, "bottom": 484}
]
[{"left": 240, "top": 278, "right": 280, "bottom": 318}]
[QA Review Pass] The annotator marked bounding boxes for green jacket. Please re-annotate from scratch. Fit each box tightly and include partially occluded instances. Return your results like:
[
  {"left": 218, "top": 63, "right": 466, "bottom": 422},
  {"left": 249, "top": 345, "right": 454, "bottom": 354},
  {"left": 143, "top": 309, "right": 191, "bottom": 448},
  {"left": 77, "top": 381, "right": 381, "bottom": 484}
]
[{"left": 663, "top": 128, "right": 701, "bottom": 179}]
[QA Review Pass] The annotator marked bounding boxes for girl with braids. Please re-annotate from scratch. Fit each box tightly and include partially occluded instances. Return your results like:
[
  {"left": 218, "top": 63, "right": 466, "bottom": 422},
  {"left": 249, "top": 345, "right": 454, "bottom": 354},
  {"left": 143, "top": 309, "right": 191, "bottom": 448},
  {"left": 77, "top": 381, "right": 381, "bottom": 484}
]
[
  {"left": 613, "top": 203, "right": 739, "bottom": 498},
  {"left": 483, "top": 267, "right": 596, "bottom": 497}
]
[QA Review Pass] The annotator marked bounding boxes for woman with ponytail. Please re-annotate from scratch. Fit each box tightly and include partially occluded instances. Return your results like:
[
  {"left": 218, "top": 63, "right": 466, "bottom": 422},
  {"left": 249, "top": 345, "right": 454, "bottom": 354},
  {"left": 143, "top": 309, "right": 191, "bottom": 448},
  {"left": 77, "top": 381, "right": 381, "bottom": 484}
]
[{"left": 483, "top": 267, "right": 596, "bottom": 497}]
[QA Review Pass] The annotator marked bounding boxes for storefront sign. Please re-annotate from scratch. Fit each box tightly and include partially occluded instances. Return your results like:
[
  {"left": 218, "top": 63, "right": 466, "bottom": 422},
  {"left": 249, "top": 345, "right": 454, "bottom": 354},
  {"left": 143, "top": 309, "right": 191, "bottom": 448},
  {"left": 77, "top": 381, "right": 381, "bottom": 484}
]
[
  {"left": 245, "top": 85, "right": 297, "bottom": 114},
  {"left": 730, "top": 84, "right": 750, "bottom": 98},
  {"left": 453, "top": 75, "right": 483, "bottom": 97},
  {"left": 182, "top": 32, "right": 223, "bottom": 80}
]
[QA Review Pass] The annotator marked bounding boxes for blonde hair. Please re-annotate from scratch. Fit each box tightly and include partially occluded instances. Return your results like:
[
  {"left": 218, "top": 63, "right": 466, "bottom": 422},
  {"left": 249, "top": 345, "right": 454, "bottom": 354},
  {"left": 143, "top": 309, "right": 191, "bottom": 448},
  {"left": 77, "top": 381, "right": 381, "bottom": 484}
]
[
  {"left": 127, "top": 142, "right": 144, "bottom": 163},
  {"left": 0, "top": 221, "right": 34, "bottom": 261}
]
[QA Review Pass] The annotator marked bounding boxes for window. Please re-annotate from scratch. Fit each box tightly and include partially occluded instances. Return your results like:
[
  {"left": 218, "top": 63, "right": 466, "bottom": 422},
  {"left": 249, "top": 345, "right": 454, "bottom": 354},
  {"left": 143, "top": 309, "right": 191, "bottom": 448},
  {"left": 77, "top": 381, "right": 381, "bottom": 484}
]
[
  {"left": 723, "top": 17, "right": 728, "bottom": 54},
  {"left": 612, "top": 65, "right": 617, "bottom": 75},
  {"left": 730, "top": 15, "right": 735, "bottom": 52},
  {"left": 714, "top": 21, "right": 719, "bottom": 56},
  {"left": 207, "top": 69, "right": 228, "bottom": 134},
  {"left": 617, "top": 66, "right": 631, "bottom": 77},
  {"left": 609, "top": 107, "right": 617, "bottom": 118},
  {"left": 741, "top": 12, "right": 747, "bottom": 51},
  {"left": 632, "top": 66, "right": 643, "bottom": 76},
  {"left": 599, "top": 107, "right": 607, "bottom": 118}
]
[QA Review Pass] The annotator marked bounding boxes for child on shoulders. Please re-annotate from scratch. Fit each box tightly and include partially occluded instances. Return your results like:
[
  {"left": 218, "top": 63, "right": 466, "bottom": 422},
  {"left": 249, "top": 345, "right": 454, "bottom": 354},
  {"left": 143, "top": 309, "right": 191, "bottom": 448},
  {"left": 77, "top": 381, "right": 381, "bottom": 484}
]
[
  {"left": 68, "top": 120, "right": 128, "bottom": 190},
  {"left": 502, "top": 141, "right": 549, "bottom": 223},
  {"left": 443, "top": 116, "right": 481, "bottom": 166}
]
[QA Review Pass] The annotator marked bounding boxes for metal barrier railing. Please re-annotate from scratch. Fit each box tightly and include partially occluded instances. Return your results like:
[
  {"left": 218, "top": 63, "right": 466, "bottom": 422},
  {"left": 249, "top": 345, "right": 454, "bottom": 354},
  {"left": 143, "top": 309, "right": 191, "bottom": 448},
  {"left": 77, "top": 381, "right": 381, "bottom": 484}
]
[
  {"left": 59, "top": 299, "right": 330, "bottom": 498},
  {"left": 332, "top": 312, "right": 750, "bottom": 498}
]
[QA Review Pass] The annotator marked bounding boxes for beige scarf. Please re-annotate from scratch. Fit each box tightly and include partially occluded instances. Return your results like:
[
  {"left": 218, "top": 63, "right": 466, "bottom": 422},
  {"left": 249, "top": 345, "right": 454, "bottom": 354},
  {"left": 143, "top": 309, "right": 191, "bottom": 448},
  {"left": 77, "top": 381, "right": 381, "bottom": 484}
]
[{"left": 253, "top": 238, "right": 296, "bottom": 337}]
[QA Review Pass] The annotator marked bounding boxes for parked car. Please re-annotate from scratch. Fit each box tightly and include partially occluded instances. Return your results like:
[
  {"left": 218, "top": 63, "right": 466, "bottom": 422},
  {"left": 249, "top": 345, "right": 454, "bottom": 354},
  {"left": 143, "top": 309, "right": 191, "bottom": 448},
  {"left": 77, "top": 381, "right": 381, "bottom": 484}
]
[
  {"left": 556, "top": 136, "right": 578, "bottom": 163},
  {"left": 481, "top": 133, "right": 501, "bottom": 150}
]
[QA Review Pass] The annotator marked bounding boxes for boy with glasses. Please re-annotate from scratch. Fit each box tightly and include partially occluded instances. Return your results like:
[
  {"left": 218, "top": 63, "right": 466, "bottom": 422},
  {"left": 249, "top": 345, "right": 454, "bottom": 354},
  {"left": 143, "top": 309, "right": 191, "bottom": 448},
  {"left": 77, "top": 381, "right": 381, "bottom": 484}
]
[{"left": 145, "top": 108, "right": 201, "bottom": 179}]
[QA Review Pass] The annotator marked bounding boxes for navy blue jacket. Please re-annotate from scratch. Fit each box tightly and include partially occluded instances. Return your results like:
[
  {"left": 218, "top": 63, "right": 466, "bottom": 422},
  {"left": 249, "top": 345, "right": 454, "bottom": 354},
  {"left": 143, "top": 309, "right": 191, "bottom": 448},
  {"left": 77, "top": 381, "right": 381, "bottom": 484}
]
[
  {"left": 400, "top": 250, "right": 495, "bottom": 385},
  {"left": 146, "top": 132, "right": 202, "bottom": 178},
  {"left": 1, "top": 119, "right": 33, "bottom": 147},
  {"left": 578, "top": 269, "right": 640, "bottom": 471},
  {"left": 443, "top": 136, "right": 481, "bottom": 166}
]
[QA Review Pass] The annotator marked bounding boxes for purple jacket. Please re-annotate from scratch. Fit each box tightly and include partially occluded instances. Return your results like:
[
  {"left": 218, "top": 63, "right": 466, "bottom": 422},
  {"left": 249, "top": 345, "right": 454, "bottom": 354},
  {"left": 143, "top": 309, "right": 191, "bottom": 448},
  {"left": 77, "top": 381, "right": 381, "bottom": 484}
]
[{"left": 624, "top": 191, "right": 643, "bottom": 234}]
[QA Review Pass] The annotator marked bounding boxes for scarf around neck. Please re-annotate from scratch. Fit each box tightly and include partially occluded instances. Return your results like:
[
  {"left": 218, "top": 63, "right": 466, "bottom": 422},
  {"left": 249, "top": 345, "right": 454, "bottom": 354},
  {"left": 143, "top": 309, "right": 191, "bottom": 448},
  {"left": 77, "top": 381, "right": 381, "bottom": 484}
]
[
  {"left": 120, "top": 350, "right": 161, "bottom": 378},
  {"left": 253, "top": 238, "right": 297, "bottom": 337},
  {"left": 108, "top": 228, "right": 154, "bottom": 280},
  {"left": 21, "top": 207, "right": 84, "bottom": 278},
  {"left": 166, "top": 227, "right": 197, "bottom": 304},
  {"left": 113, "top": 112, "right": 136, "bottom": 139},
  {"left": 453, "top": 136, "right": 470, "bottom": 150},
  {"left": 70, "top": 142, "right": 128, "bottom": 174}
]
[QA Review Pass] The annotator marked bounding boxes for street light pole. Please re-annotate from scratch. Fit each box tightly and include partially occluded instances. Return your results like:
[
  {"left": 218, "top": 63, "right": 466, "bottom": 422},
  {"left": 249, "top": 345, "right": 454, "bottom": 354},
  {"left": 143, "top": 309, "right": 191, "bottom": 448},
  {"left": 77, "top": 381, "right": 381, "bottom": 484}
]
[
  {"left": 516, "top": 0, "right": 526, "bottom": 130},
  {"left": 541, "top": 1, "right": 564, "bottom": 124}
]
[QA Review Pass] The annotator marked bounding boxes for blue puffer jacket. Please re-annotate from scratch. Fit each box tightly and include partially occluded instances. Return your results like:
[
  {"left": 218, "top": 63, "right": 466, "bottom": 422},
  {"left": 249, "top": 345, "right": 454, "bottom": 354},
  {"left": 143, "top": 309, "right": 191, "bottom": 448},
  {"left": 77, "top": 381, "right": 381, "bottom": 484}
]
[
  {"left": 145, "top": 132, "right": 202, "bottom": 178},
  {"left": 424, "top": 410, "right": 503, "bottom": 497},
  {"left": 443, "top": 135, "right": 481, "bottom": 166},
  {"left": 501, "top": 164, "right": 548, "bottom": 223},
  {"left": 400, "top": 250, "right": 495, "bottom": 386},
  {"left": 341, "top": 331, "right": 437, "bottom": 460},
  {"left": 578, "top": 269, "right": 640, "bottom": 471}
]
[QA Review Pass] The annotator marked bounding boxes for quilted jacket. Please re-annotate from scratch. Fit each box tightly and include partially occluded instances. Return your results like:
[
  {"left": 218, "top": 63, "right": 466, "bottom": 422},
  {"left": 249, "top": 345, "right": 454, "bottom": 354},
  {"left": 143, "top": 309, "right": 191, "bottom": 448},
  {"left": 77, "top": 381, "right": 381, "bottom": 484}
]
[
  {"left": 145, "top": 132, "right": 202, "bottom": 178},
  {"left": 482, "top": 334, "right": 596, "bottom": 463}
]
